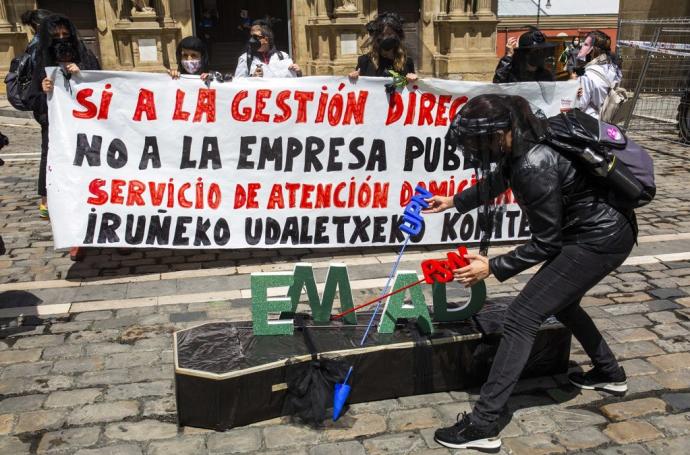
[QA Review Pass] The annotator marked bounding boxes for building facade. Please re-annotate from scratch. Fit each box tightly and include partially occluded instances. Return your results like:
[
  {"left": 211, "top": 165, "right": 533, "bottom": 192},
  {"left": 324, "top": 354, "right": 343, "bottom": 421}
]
[
  {"left": 0, "top": 0, "right": 504, "bottom": 85},
  {"left": 2, "top": 1, "right": 653, "bottom": 92}
]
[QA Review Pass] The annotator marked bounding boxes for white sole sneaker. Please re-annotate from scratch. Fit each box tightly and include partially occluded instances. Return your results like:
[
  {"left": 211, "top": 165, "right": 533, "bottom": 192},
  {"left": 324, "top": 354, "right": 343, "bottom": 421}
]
[
  {"left": 569, "top": 378, "right": 628, "bottom": 396},
  {"left": 434, "top": 436, "right": 502, "bottom": 452}
]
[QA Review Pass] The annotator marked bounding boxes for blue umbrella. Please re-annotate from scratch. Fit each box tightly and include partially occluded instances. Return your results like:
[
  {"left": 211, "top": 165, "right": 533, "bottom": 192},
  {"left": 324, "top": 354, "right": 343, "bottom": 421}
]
[{"left": 333, "top": 366, "right": 353, "bottom": 421}]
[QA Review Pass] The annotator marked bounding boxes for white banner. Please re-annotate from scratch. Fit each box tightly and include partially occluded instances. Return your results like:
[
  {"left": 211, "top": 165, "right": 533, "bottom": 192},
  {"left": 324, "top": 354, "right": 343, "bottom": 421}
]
[{"left": 47, "top": 69, "right": 578, "bottom": 249}]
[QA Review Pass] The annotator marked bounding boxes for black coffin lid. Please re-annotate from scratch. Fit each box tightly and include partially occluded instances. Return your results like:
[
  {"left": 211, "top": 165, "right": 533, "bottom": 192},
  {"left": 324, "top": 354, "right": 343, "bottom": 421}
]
[{"left": 174, "top": 298, "right": 571, "bottom": 430}]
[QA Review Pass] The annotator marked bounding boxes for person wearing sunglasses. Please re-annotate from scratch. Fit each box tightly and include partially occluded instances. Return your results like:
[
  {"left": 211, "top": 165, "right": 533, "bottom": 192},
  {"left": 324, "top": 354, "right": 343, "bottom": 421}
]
[{"left": 234, "top": 19, "right": 301, "bottom": 78}]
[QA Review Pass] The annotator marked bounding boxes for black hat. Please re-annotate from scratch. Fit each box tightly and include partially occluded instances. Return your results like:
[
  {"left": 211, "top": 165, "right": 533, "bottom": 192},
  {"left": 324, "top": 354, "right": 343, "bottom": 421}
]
[{"left": 517, "top": 26, "right": 557, "bottom": 49}]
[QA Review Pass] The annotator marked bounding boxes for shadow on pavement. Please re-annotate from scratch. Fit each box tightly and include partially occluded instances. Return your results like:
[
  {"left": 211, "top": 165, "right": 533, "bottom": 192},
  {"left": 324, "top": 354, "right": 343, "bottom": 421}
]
[{"left": 62, "top": 244, "right": 440, "bottom": 281}]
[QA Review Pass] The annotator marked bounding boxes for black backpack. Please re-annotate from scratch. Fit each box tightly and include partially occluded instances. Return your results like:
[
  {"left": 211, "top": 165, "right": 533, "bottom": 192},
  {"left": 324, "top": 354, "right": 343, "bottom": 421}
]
[
  {"left": 546, "top": 109, "right": 655, "bottom": 209},
  {"left": 4, "top": 50, "right": 35, "bottom": 111}
]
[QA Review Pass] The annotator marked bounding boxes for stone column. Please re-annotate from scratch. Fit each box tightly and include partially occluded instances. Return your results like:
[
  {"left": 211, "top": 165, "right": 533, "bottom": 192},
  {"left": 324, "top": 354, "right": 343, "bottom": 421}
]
[
  {"left": 434, "top": 0, "right": 499, "bottom": 80},
  {"left": 305, "top": 0, "right": 371, "bottom": 75},
  {"left": 447, "top": 0, "right": 469, "bottom": 15},
  {"left": 313, "top": 0, "right": 330, "bottom": 19},
  {"left": 114, "top": 0, "right": 131, "bottom": 24},
  {"left": 477, "top": 0, "right": 495, "bottom": 16},
  {"left": 0, "top": 0, "right": 13, "bottom": 32},
  {"left": 155, "top": 0, "right": 176, "bottom": 27}
]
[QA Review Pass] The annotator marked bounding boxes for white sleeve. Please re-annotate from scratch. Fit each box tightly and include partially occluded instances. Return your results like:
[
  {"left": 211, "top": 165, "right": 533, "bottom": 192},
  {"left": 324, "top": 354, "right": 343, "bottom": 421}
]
[
  {"left": 235, "top": 53, "right": 250, "bottom": 78},
  {"left": 267, "top": 53, "right": 295, "bottom": 78},
  {"left": 578, "top": 73, "right": 596, "bottom": 114}
]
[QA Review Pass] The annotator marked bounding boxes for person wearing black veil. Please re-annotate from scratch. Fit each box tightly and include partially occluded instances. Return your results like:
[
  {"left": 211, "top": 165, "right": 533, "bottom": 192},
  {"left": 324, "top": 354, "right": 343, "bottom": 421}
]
[
  {"left": 424, "top": 94, "right": 634, "bottom": 451},
  {"left": 494, "top": 26, "right": 556, "bottom": 83},
  {"left": 26, "top": 13, "right": 100, "bottom": 261},
  {"left": 349, "top": 12, "right": 417, "bottom": 82}
]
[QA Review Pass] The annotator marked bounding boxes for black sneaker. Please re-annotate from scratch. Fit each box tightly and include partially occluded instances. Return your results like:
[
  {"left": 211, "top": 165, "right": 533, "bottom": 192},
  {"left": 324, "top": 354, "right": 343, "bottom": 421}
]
[
  {"left": 568, "top": 366, "right": 627, "bottom": 396},
  {"left": 434, "top": 412, "right": 501, "bottom": 452}
]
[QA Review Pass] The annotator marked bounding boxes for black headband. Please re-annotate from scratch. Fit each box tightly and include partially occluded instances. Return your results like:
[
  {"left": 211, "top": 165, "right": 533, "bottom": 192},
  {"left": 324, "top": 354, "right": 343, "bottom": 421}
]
[{"left": 453, "top": 116, "right": 512, "bottom": 136}]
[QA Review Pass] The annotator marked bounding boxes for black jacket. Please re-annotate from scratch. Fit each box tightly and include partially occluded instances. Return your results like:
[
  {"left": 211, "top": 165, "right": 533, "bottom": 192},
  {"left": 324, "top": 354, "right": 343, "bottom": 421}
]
[
  {"left": 493, "top": 55, "right": 555, "bottom": 84},
  {"left": 453, "top": 143, "right": 631, "bottom": 282},
  {"left": 356, "top": 54, "right": 415, "bottom": 77}
]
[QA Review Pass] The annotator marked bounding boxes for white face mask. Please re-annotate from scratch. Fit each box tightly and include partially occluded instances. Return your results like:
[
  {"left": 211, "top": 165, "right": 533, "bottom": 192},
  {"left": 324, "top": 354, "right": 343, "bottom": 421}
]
[{"left": 182, "top": 59, "right": 202, "bottom": 74}]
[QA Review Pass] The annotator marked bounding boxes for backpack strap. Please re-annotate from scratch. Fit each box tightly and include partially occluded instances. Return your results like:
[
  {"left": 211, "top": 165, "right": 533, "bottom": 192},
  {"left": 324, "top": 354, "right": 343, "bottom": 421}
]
[{"left": 586, "top": 66, "right": 612, "bottom": 89}]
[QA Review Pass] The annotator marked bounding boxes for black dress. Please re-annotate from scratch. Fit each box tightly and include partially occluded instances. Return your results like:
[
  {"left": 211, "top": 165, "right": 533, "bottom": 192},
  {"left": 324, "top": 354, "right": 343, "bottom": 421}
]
[{"left": 356, "top": 54, "right": 415, "bottom": 77}]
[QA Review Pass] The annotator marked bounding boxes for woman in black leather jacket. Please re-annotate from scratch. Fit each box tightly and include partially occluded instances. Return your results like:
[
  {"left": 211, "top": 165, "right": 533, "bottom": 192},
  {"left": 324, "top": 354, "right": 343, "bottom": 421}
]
[{"left": 425, "top": 94, "right": 635, "bottom": 452}]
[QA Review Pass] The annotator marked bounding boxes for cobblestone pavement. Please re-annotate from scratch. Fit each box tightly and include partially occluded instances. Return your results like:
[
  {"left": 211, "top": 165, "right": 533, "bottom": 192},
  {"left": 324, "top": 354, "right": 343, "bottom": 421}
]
[{"left": 1, "top": 118, "right": 690, "bottom": 454}]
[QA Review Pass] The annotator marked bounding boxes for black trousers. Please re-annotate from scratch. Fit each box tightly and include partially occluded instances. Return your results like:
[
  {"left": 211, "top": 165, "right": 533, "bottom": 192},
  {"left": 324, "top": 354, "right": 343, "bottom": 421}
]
[
  {"left": 38, "top": 121, "right": 48, "bottom": 197},
  {"left": 470, "top": 224, "right": 635, "bottom": 425}
]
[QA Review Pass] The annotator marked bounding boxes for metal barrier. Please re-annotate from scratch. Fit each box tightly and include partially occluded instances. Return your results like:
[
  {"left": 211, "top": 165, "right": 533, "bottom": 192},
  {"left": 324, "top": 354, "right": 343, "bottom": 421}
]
[{"left": 617, "top": 17, "right": 690, "bottom": 144}]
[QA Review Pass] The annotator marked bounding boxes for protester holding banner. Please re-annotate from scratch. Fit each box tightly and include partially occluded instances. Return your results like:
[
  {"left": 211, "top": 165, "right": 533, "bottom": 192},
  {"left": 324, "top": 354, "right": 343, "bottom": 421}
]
[
  {"left": 575, "top": 30, "right": 622, "bottom": 119},
  {"left": 27, "top": 13, "right": 100, "bottom": 260},
  {"left": 425, "top": 94, "right": 633, "bottom": 451},
  {"left": 234, "top": 20, "right": 301, "bottom": 78},
  {"left": 493, "top": 27, "right": 556, "bottom": 83},
  {"left": 168, "top": 36, "right": 210, "bottom": 80},
  {"left": 168, "top": 36, "right": 232, "bottom": 84},
  {"left": 349, "top": 12, "right": 417, "bottom": 82}
]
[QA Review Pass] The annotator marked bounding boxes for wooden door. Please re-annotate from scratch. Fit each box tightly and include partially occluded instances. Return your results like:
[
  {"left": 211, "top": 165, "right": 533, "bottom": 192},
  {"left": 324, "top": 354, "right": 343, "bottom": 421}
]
[{"left": 378, "top": 0, "right": 421, "bottom": 70}]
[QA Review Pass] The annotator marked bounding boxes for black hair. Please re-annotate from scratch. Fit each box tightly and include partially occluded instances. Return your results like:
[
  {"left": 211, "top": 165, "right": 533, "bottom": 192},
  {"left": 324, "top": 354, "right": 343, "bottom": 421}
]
[
  {"left": 21, "top": 9, "right": 52, "bottom": 30},
  {"left": 364, "top": 11, "right": 408, "bottom": 72},
  {"left": 518, "top": 26, "right": 546, "bottom": 48},
  {"left": 176, "top": 36, "right": 209, "bottom": 74},
  {"left": 245, "top": 19, "right": 283, "bottom": 74},
  {"left": 365, "top": 19, "right": 378, "bottom": 37},
  {"left": 250, "top": 19, "right": 278, "bottom": 53},
  {"left": 457, "top": 94, "right": 546, "bottom": 154},
  {"left": 586, "top": 30, "right": 621, "bottom": 67},
  {"left": 36, "top": 14, "right": 84, "bottom": 67},
  {"left": 449, "top": 94, "right": 547, "bottom": 254},
  {"left": 376, "top": 12, "right": 405, "bottom": 40}
]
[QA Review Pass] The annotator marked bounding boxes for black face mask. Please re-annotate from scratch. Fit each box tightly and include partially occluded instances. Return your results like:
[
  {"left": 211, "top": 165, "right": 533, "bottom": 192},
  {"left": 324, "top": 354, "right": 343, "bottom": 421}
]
[
  {"left": 379, "top": 36, "right": 399, "bottom": 51},
  {"left": 51, "top": 37, "right": 78, "bottom": 63},
  {"left": 248, "top": 36, "right": 261, "bottom": 52},
  {"left": 526, "top": 50, "right": 546, "bottom": 68}
]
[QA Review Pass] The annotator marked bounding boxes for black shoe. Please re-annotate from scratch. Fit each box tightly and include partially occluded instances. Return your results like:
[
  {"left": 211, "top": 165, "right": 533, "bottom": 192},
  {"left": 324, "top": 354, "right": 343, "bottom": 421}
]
[
  {"left": 434, "top": 412, "right": 501, "bottom": 452},
  {"left": 569, "top": 366, "right": 627, "bottom": 396}
]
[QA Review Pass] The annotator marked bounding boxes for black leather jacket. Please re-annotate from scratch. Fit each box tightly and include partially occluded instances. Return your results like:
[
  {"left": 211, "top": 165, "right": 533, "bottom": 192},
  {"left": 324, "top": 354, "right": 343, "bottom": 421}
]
[
  {"left": 453, "top": 143, "right": 631, "bottom": 282},
  {"left": 493, "top": 55, "right": 555, "bottom": 84}
]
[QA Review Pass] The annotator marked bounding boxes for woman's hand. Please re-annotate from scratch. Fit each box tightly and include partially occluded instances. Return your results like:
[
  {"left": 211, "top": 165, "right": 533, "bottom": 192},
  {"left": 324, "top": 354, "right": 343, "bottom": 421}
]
[
  {"left": 405, "top": 73, "right": 418, "bottom": 83},
  {"left": 577, "top": 87, "right": 583, "bottom": 98},
  {"left": 289, "top": 63, "right": 301, "bottom": 74},
  {"left": 200, "top": 73, "right": 210, "bottom": 81},
  {"left": 453, "top": 253, "right": 490, "bottom": 287},
  {"left": 41, "top": 77, "right": 54, "bottom": 93},
  {"left": 506, "top": 37, "right": 518, "bottom": 57},
  {"left": 64, "top": 63, "right": 81, "bottom": 74},
  {"left": 252, "top": 66, "right": 264, "bottom": 77},
  {"left": 348, "top": 69, "right": 360, "bottom": 81},
  {"left": 168, "top": 69, "right": 180, "bottom": 79},
  {"left": 422, "top": 195, "right": 454, "bottom": 213}
]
